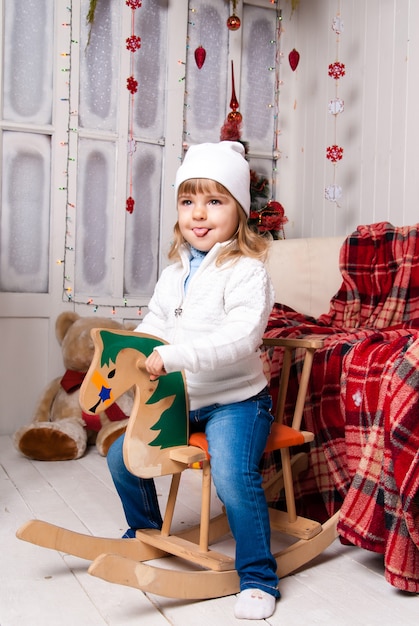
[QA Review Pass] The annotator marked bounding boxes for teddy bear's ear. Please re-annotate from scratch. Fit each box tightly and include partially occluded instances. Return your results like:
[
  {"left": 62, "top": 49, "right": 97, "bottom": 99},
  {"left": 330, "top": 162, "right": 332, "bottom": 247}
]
[{"left": 55, "top": 311, "right": 80, "bottom": 345}]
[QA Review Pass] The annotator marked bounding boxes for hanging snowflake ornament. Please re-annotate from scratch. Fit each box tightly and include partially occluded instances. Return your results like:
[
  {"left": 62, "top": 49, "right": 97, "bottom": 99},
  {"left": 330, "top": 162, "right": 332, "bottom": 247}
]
[
  {"left": 332, "top": 16, "right": 344, "bottom": 35},
  {"left": 126, "top": 0, "right": 142, "bottom": 8},
  {"left": 325, "top": 184, "right": 343, "bottom": 202},
  {"left": 126, "top": 35, "right": 141, "bottom": 52},
  {"left": 328, "top": 98, "right": 344, "bottom": 115},
  {"left": 126, "top": 76, "right": 138, "bottom": 94},
  {"left": 126, "top": 196, "right": 135, "bottom": 214},
  {"left": 326, "top": 144, "right": 344, "bottom": 162},
  {"left": 328, "top": 61, "right": 345, "bottom": 79}
]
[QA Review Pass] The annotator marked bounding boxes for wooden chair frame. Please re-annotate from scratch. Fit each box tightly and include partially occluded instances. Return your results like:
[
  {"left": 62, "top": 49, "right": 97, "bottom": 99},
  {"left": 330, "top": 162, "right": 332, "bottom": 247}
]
[{"left": 17, "top": 331, "right": 339, "bottom": 600}]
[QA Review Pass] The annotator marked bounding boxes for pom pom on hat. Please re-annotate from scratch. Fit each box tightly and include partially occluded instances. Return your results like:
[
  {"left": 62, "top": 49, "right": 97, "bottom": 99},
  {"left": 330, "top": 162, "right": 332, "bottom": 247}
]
[{"left": 175, "top": 141, "right": 251, "bottom": 216}]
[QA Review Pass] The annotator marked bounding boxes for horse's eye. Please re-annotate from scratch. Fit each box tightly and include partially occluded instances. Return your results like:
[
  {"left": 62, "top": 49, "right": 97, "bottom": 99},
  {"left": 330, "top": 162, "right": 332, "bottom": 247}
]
[{"left": 108, "top": 369, "right": 116, "bottom": 378}]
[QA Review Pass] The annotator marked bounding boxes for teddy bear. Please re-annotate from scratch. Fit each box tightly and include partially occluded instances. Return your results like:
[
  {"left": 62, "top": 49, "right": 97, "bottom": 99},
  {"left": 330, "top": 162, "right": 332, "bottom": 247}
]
[{"left": 13, "top": 311, "right": 136, "bottom": 461}]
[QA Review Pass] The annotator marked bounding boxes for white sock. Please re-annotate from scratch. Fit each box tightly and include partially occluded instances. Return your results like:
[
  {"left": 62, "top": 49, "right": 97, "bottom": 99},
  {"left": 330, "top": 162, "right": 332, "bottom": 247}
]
[{"left": 234, "top": 588, "right": 276, "bottom": 620}]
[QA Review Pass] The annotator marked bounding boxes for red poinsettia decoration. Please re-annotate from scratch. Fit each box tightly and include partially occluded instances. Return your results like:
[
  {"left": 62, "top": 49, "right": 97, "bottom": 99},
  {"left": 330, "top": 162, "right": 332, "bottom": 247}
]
[{"left": 249, "top": 201, "right": 287, "bottom": 239}]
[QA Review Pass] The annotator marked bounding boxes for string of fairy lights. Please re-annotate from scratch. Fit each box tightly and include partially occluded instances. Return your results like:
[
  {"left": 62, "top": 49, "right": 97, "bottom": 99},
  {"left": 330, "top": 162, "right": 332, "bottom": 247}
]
[{"left": 58, "top": 0, "right": 145, "bottom": 316}]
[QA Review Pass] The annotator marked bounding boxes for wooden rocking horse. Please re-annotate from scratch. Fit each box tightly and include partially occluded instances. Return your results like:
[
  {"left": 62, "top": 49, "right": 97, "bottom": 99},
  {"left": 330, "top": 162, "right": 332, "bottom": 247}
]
[{"left": 17, "top": 329, "right": 340, "bottom": 600}]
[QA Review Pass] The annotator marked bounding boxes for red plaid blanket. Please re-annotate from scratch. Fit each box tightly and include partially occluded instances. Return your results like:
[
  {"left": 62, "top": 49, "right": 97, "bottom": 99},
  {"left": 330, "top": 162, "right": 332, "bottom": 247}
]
[{"left": 262, "top": 222, "right": 419, "bottom": 592}]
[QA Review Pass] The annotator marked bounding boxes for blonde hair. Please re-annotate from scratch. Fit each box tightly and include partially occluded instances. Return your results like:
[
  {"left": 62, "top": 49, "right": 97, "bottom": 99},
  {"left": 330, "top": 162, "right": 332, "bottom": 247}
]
[{"left": 168, "top": 179, "right": 270, "bottom": 266}]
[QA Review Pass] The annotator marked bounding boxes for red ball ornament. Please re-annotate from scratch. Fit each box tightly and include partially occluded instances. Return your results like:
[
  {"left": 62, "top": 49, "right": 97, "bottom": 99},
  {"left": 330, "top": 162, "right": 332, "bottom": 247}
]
[
  {"left": 194, "top": 46, "right": 206, "bottom": 69},
  {"left": 228, "top": 110, "right": 242, "bottom": 123},
  {"left": 227, "top": 14, "right": 241, "bottom": 31}
]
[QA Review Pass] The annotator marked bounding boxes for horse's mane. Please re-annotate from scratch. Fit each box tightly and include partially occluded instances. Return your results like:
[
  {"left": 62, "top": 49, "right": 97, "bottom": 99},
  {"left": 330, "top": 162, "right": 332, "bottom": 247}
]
[{"left": 99, "top": 331, "right": 188, "bottom": 448}]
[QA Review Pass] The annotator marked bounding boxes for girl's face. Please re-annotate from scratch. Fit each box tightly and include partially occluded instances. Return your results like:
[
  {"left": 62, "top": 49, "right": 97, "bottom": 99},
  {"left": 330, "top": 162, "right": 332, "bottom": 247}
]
[{"left": 177, "top": 180, "right": 240, "bottom": 252}]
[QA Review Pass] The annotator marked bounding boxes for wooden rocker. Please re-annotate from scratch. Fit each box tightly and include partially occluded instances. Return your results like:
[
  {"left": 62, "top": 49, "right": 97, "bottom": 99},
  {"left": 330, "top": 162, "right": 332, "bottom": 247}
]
[{"left": 17, "top": 330, "right": 340, "bottom": 600}]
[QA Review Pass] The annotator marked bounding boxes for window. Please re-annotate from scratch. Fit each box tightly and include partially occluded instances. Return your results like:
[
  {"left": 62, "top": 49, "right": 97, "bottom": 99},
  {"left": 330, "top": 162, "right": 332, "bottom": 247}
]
[{"left": 0, "top": 0, "right": 280, "bottom": 315}]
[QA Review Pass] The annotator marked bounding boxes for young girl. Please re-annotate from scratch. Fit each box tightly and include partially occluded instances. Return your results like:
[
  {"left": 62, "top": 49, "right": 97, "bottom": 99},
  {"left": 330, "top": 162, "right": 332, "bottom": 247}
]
[{"left": 107, "top": 141, "right": 279, "bottom": 619}]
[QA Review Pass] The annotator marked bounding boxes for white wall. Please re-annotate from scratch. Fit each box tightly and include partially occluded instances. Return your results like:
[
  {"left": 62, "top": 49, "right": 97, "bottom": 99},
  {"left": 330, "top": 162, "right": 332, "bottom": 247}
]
[{"left": 279, "top": 0, "right": 419, "bottom": 238}]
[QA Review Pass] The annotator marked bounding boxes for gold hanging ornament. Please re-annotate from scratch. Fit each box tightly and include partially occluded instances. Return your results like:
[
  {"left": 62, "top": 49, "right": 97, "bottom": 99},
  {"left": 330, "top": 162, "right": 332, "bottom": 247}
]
[{"left": 227, "top": 0, "right": 241, "bottom": 31}]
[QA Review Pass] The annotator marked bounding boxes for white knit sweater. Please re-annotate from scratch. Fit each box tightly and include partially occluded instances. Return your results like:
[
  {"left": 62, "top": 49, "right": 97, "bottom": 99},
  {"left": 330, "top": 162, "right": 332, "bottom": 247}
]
[{"left": 136, "top": 241, "right": 274, "bottom": 410}]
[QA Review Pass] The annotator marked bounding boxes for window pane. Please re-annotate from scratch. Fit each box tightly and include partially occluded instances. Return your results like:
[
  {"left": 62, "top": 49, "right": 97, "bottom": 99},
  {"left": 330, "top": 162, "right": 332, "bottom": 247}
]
[
  {"left": 79, "top": 0, "right": 121, "bottom": 132},
  {"left": 2, "top": 0, "right": 54, "bottom": 124},
  {"left": 0, "top": 132, "right": 50, "bottom": 292},
  {"left": 124, "top": 143, "right": 162, "bottom": 295},
  {"left": 241, "top": 5, "right": 277, "bottom": 151},
  {"left": 184, "top": 0, "right": 229, "bottom": 144},
  {"left": 75, "top": 138, "right": 115, "bottom": 295},
  {"left": 133, "top": 0, "right": 168, "bottom": 138}
]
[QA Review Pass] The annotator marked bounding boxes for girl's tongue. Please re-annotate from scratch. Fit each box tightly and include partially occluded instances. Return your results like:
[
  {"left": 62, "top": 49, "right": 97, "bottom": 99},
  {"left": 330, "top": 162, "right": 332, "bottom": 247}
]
[{"left": 193, "top": 227, "right": 209, "bottom": 237}]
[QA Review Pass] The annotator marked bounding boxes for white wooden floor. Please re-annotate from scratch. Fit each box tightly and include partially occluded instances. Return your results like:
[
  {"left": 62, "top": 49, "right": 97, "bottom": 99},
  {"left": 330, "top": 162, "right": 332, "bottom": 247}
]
[{"left": 1, "top": 434, "right": 417, "bottom": 625}]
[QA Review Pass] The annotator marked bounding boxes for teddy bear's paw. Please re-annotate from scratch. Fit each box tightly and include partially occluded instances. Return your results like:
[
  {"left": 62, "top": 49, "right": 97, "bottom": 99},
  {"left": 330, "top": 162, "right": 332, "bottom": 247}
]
[
  {"left": 96, "top": 419, "right": 129, "bottom": 457},
  {"left": 14, "top": 420, "right": 87, "bottom": 461}
]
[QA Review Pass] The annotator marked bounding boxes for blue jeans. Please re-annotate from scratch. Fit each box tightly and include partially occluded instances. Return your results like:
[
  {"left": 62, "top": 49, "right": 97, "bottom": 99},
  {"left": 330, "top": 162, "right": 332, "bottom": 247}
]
[{"left": 107, "top": 387, "right": 280, "bottom": 597}]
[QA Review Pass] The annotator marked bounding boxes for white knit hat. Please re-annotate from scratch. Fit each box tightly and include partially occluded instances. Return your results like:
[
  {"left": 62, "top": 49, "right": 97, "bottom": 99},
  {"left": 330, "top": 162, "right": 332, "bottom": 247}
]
[{"left": 175, "top": 141, "right": 251, "bottom": 216}]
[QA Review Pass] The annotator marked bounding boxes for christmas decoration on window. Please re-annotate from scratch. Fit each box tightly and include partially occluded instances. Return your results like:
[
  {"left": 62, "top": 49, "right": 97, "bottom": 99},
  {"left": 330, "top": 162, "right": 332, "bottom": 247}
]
[
  {"left": 222, "top": 4, "right": 286, "bottom": 238},
  {"left": 57, "top": 0, "right": 148, "bottom": 316},
  {"left": 125, "top": 0, "right": 143, "bottom": 215},
  {"left": 227, "top": 0, "right": 241, "bottom": 31},
  {"left": 325, "top": 1, "right": 345, "bottom": 205},
  {"left": 248, "top": 172, "right": 288, "bottom": 240},
  {"left": 220, "top": 61, "right": 243, "bottom": 141},
  {"left": 194, "top": 45, "right": 206, "bottom": 69},
  {"left": 288, "top": 48, "right": 300, "bottom": 71}
]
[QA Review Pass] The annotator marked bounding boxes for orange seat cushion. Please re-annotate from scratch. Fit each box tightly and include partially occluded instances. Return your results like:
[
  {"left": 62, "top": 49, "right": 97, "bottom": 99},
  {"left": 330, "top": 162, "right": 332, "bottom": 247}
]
[
  {"left": 189, "top": 432, "right": 210, "bottom": 458},
  {"left": 264, "top": 422, "right": 308, "bottom": 452},
  {"left": 189, "top": 423, "right": 308, "bottom": 459}
]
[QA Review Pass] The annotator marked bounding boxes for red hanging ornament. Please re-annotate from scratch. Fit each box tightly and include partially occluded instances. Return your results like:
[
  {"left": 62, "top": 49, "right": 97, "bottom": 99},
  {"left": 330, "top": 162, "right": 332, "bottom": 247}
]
[
  {"left": 125, "top": 0, "right": 142, "bottom": 8},
  {"left": 227, "top": 14, "right": 241, "bottom": 31},
  {"left": 227, "top": 0, "right": 241, "bottom": 31},
  {"left": 227, "top": 60, "right": 242, "bottom": 123},
  {"left": 328, "top": 61, "right": 345, "bottom": 79},
  {"left": 326, "top": 144, "right": 344, "bottom": 162},
  {"left": 126, "top": 35, "right": 141, "bottom": 53},
  {"left": 288, "top": 48, "right": 300, "bottom": 71},
  {"left": 126, "top": 76, "right": 138, "bottom": 94},
  {"left": 194, "top": 46, "right": 206, "bottom": 69},
  {"left": 126, "top": 196, "right": 135, "bottom": 214}
]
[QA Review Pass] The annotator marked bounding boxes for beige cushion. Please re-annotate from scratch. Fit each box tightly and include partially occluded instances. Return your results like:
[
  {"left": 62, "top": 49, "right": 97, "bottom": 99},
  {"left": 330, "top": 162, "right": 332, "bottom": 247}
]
[{"left": 266, "top": 237, "right": 345, "bottom": 318}]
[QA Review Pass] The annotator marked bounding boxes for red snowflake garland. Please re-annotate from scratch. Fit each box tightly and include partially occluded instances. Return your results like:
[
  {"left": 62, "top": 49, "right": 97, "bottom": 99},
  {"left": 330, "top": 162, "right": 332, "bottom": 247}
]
[
  {"left": 125, "top": 1, "right": 143, "bottom": 214},
  {"left": 326, "top": 144, "right": 344, "bottom": 162},
  {"left": 328, "top": 61, "right": 345, "bottom": 80},
  {"left": 325, "top": 8, "right": 345, "bottom": 205},
  {"left": 126, "top": 34, "right": 141, "bottom": 52},
  {"left": 126, "top": 76, "right": 138, "bottom": 94}
]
